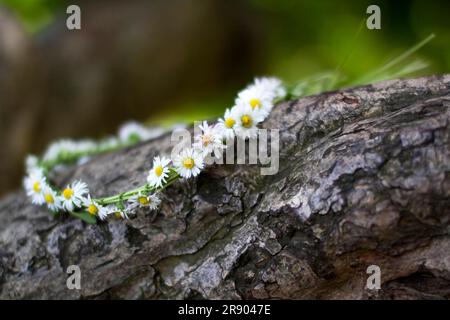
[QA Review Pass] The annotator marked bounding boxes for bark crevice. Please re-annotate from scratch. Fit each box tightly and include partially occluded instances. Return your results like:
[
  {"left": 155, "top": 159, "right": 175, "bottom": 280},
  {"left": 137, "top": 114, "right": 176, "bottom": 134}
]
[{"left": 0, "top": 76, "right": 449, "bottom": 299}]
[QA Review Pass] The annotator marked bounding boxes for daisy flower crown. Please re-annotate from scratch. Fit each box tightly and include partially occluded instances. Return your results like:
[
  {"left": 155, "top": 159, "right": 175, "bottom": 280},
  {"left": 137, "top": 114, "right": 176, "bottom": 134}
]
[{"left": 23, "top": 77, "right": 286, "bottom": 224}]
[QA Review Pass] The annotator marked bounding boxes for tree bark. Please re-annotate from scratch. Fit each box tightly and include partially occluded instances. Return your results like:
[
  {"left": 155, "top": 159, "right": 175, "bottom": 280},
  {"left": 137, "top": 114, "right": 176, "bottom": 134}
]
[{"left": 1, "top": 76, "right": 449, "bottom": 299}]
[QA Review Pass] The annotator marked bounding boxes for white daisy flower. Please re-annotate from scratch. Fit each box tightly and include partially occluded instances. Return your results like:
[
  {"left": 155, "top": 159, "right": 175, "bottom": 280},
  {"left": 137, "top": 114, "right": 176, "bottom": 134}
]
[
  {"left": 193, "top": 121, "right": 224, "bottom": 158},
  {"left": 43, "top": 140, "right": 72, "bottom": 161},
  {"left": 25, "top": 155, "right": 39, "bottom": 173},
  {"left": 83, "top": 195, "right": 109, "bottom": 220},
  {"left": 108, "top": 205, "right": 131, "bottom": 219},
  {"left": 216, "top": 108, "right": 238, "bottom": 140},
  {"left": 118, "top": 121, "right": 165, "bottom": 144},
  {"left": 128, "top": 192, "right": 161, "bottom": 210},
  {"left": 235, "top": 82, "right": 275, "bottom": 119},
  {"left": 42, "top": 186, "right": 61, "bottom": 212},
  {"left": 253, "top": 77, "right": 286, "bottom": 100},
  {"left": 23, "top": 168, "right": 47, "bottom": 205},
  {"left": 233, "top": 105, "right": 263, "bottom": 139},
  {"left": 173, "top": 148, "right": 204, "bottom": 178},
  {"left": 43, "top": 139, "right": 97, "bottom": 162},
  {"left": 75, "top": 140, "right": 97, "bottom": 153},
  {"left": 60, "top": 180, "right": 89, "bottom": 212},
  {"left": 147, "top": 156, "right": 171, "bottom": 188},
  {"left": 98, "top": 136, "right": 120, "bottom": 150}
]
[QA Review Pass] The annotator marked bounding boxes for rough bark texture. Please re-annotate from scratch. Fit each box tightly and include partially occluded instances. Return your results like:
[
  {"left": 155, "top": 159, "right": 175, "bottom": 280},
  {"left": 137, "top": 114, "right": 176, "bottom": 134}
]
[{"left": 1, "top": 76, "right": 450, "bottom": 299}]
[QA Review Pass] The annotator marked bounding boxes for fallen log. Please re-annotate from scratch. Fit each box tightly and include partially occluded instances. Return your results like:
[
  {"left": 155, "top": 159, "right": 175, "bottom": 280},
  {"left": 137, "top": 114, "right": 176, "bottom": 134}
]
[{"left": 0, "top": 76, "right": 449, "bottom": 299}]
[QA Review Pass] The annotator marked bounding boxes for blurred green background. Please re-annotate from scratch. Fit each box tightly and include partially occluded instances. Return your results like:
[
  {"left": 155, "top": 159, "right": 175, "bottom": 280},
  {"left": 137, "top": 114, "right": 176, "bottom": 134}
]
[
  {"left": 0, "top": 0, "right": 449, "bottom": 194},
  {"left": 2, "top": 0, "right": 449, "bottom": 81}
]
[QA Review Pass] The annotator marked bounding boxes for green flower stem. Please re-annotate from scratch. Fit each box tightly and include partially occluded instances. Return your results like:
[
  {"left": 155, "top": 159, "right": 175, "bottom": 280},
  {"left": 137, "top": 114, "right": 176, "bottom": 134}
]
[
  {"left": 39, "top": 141, "right": 181, "bottom": 208},
  {"left": 93, "top": 185, "right": 149, "bottom": 205},
  {"left": 40, "top": 143, "right": 128, "bottom": 171},
  {"left": 93, "top": 170, "right": 180, "bottom": 206}
]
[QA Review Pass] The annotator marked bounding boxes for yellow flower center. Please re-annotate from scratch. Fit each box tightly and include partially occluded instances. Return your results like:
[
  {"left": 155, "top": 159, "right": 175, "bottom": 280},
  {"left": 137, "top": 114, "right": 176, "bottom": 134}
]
[
  {"left": 88, "top": 204, "right": 98, "bottom": 215},
  {"left": 138, "top": 196, "right": 149, "bottom": 205},
  {"left": 224, "top": 117, "right": 235, "bottom": 129},
  {"left": 154, "top": 165, "right": 163, "bottom": 177},
  {"left": 63, "top": 188, "right": 74, "bottom": 200},
  {"left": 182, "top": 157, "right": 195, "bottom": 169},
  {"left": 249, "top": 98, "right": 261, "bottom": 109},
  {"left": 241, "top": 115, "right": 252, "bottom": 128},
  {"left": 44, "top": 194, "right": 54, "bottom": 204},
  {"left": 202, "top": 135, "right": 212, "bottom": 146},
  {"left": 33, "top": 182, "right": 40, "bottom": 192}
]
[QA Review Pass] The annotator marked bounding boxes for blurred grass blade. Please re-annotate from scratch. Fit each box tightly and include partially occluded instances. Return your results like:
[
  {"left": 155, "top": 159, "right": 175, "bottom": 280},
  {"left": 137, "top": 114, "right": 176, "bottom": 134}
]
[
  {"left": 355, "top": 34, "right": 435, "bottom": 84},
  {"left": 289, "top": 72, "right": 342, "bottom": 99},
  {"left": 378, "top": 59, "right": 429, "bottom": 82}
]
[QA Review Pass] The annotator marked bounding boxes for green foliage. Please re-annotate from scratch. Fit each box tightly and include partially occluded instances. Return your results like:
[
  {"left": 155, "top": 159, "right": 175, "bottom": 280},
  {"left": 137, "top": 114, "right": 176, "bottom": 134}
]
[
  {"left": 287, "top": 34, "right": 436, "bottom": 100},
  {"left": 148, "top": 95, "right": 233, "bottom": 127},
  {"left": 69, "top": 211, "right": 97, "bottom": 225},
  {"left": 1, "top": 0, "right": 448, "bottom": 122},
  {"left": 0, "top": 0, "right": 63, "bottom": 33}
]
